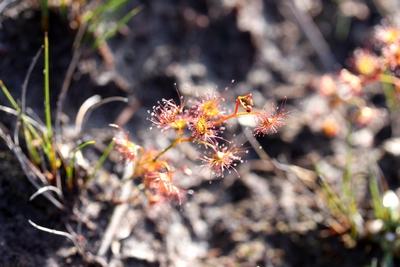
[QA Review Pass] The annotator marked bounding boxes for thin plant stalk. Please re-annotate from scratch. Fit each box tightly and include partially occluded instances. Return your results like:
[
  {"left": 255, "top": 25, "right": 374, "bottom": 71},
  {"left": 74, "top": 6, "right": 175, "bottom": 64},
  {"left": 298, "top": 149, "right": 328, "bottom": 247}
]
[
  {"left": 44, "top": 32, "right": 52, "bottom": 140},
  {"left": 43, "top": 32, "right": 59, "bottom": 176},
  {"left": 40, "top": 0, "right": 49, "bottom": 31},
  {"left": 153, "top": 136, "right": 192, "bottom": 162}
]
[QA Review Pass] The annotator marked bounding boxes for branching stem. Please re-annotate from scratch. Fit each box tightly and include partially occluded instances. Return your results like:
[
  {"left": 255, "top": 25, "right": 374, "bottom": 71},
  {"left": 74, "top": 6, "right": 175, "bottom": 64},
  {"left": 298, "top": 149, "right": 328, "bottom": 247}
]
[{"left": 153, "top": 136, "right": 192, "bottom": 162}]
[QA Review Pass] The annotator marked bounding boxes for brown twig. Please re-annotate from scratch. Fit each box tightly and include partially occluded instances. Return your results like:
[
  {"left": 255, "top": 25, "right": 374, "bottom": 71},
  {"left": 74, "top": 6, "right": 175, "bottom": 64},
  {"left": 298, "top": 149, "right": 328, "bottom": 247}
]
[
  {"left": 284, "top": 0, "right": 337, "bottom": 72},
  {"left": 56, "top": 23, "right": 86, "bottom": 137}
]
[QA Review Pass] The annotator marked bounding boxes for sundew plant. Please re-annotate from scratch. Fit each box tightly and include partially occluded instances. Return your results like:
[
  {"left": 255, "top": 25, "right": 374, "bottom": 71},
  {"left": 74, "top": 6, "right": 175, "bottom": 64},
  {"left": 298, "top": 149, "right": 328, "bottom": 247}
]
[{"left": 112, "top": 93, "right": 286, "bottom": 205}]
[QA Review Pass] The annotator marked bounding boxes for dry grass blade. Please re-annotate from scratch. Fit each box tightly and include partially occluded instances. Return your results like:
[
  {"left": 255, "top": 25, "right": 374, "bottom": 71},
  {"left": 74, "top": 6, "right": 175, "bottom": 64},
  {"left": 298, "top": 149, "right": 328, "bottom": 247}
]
[
  {"left": 0, "top": 124, "right": 64, "bottom": 209},
  {"left": 22, "top": 47, "right": 43, "bottom": 114},
  {"left": 30, "top": 185, "right": 62, "bottom": 201},
  {"left": 74, "top": 95, "right": 128, "bottom": 134},
  {"left": 14, "top": 47, "right": 43, "bottom": 148},
  {"left": 75, "top": 95, "right": 101, "bottom": 134},
  {"left": 29, "top": 219, "right": 108, "bottom": 267},
  {"left": 28, "top": 219, "right": 75, "bottom": 243},
  {"left": 0, "top": 105, "right": 45, "bottom": 130}
]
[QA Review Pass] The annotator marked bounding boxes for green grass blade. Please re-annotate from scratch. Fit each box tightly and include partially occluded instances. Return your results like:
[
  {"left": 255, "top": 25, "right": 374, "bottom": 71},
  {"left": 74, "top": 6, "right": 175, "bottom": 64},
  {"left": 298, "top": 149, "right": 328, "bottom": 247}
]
[
  {"left": 90, "top": 140, "right": 115, "bottom": 180},
  {"left": 42, "top": 32, "right": 59, "bottom": 175},
  {"left": 40, "top": 0, "right": 49, "bottom": 31},
  {"left": 75, "top": 140, "right": 96, "bottom": 153},
  {"left": 44, "top": 32, "right": 52, "bottom": 140},
  {"left": 342, "top": 153, "right": 357, "bottom": 215},
  {"left": 369, "top": 174, "right": 385, "bottom": 219},
  {"left": 66, "top": 140, "right": 96, "bottom": 189},
  {"left": 315, "top": 164, "right": 347, "bottom": 215},
  {"left": 94, "top": 6, "right": 142, "bottom": 48},
  {"left": 342, "top": 150, "right": 363, "bottom": 236},
  {"left": 0, "top": 81, "right": 44, "bottom": 166},
  {"left": 83, "top": 0, "right": 130, "bottom": 22},
  {"left": 0, "top": 80, "right": 21, "bottom": 112},
  {"left": 320, "top": 176, "right": 347, "bottom": 216},
  {"left": 23, "top": 125, "right": 41, "bottom": 165}
]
